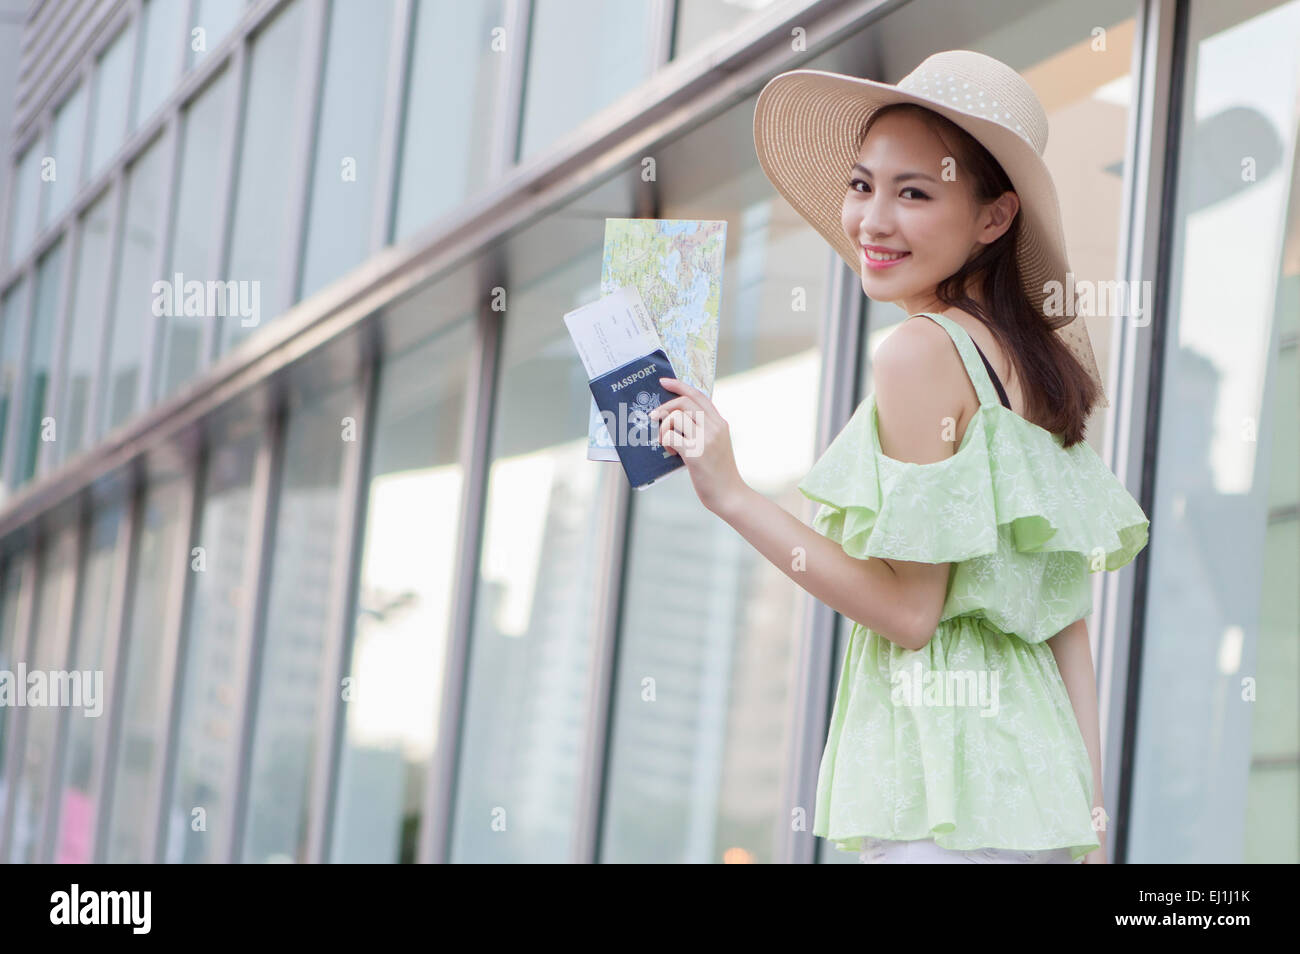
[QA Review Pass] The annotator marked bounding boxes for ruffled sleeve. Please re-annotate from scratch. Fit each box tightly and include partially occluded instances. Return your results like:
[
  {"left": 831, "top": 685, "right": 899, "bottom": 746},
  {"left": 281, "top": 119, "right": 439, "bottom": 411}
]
[
  {"left": 798, "top": 395, "right": 1149, "bottom": 573},
  {"left": 797, "top": 397, "right": 999, "bottom": 564}
]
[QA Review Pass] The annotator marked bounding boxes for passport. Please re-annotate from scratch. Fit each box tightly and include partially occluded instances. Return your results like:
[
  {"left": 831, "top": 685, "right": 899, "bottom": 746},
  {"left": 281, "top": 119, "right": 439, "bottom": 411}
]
[{"left": 586, "top": 348, "right": 685, "bottom": 491}]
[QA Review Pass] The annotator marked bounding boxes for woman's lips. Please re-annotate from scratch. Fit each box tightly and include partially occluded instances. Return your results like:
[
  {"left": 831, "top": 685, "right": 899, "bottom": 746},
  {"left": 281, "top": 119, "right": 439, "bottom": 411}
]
[{"left": 862, "top": 247, "right": 911, "bottom": 270}]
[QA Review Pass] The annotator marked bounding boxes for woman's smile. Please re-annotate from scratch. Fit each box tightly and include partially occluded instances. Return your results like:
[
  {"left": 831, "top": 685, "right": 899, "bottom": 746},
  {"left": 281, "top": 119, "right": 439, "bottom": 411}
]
[{"left": 862, "top": 245, "right": 912, "bottom": 269}]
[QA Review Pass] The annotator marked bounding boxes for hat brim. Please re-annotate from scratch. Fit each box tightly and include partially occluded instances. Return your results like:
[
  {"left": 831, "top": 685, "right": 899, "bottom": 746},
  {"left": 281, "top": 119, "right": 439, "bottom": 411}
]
[{"left": 753, "top": 69, "right": 1106, "bottom": 407}]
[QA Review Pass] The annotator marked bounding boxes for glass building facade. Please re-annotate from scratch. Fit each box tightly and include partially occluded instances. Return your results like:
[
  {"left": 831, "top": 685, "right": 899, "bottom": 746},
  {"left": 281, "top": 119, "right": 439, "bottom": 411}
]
[{"left": 0, "top": 0, "right": 1294, "bottom": 863}]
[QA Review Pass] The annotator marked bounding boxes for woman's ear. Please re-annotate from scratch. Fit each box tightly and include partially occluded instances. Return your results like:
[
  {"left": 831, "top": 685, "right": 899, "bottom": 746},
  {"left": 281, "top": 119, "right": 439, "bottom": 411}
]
[{"left": 978, "top": 191, "right": 1020, "bottom": 245}]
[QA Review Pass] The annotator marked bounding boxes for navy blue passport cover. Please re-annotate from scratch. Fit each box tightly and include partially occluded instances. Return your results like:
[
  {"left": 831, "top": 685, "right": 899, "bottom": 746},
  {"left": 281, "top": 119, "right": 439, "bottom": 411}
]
[{"left": 588, "top": 349, "right": 685, "bottom": 491}]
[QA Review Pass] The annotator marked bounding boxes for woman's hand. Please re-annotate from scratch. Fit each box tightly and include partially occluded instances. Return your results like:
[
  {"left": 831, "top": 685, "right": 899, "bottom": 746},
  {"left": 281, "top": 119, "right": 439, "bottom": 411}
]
[{"left": 649, "top": 376, "right": 746, "bottom": 516}]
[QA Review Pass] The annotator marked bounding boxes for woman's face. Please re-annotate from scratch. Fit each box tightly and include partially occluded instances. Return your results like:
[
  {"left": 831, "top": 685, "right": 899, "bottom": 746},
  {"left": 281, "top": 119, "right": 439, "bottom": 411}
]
[{"left": 840, "top": 109, "right": 1018, "bottom": 315}]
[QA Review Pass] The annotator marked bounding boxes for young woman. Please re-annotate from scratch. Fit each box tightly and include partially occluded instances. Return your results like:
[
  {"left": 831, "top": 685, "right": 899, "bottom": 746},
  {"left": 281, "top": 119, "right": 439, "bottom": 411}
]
[{"left": 649, "top": 51, "right": 1149, "bottom": 864}]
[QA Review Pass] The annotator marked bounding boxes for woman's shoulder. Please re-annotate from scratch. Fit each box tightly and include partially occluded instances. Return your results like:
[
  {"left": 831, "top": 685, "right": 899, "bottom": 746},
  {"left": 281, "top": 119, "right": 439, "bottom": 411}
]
[
  {"left": 874, "top": 314, "right": 983, "bottom": 452},
  {"left": 871, "top": 319, "right": 977, "bottom": 465},
  {"left": 874, "top": 313, "right": 975, "bottom": 392}
]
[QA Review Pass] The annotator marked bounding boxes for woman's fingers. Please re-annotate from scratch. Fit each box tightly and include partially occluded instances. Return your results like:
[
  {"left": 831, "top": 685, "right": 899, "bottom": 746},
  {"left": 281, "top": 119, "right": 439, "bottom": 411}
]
[
  {"left": 648, "top": 395, "right": 696, "bottom": 421},
  {"left": 656, "top": 404, "right": 706, "bottom": 457},
  {"left": 657, "top": 377, "right": 722, "bottom": 426}
]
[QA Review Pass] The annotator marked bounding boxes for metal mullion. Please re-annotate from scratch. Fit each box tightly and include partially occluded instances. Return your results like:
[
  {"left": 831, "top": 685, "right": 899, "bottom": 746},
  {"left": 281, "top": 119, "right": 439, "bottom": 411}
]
[
  {"left": 38, "top": 203, "right": 82, "bottom": 478},
  {"left": 35, "top": 495, "right": 90, "bottom": 863},
  {"left": 305, "top": 353, "right": 379, "bottom": 864},
  {"left": 165, "top": 0, "right": 192, "bottom": 100},
  {"left": 0, "top": 133, "right": 16, "bottom": 273},
  {"left": 30, "top": 113, "right": 55, "bottom": 249},
  {"left": 122, "top": 0, "right": 146, "bottom": 139},
  {"left": 280, "top": 0, "right": 329, "bottom": 316},
  {"left": 83, "top": 173, "right": 129, "bottom": 457},
  {"left": 222, "top": 401, "right": 286, "bottom": 864},
  {"left": 1106, "top": 0, "right": 1180, "bottom": 866},
  {"left": 71, "top": 54, "right": 95, "bottom": 190},
  {"left": 648, "top": 0, "right": 676, "bottom": 70},
  {"left": 160, "top": 0, "right": 198, "bottom": 386},
  {"left": 488, "top": 0, "right": 532, "bottom": 175},
  {"left": 139, "top": 447, "right": 204, "bottom": 865},
  {"left": 0, "top": 548, "right": 38, "bottom": 862},
  {"left": 783, "top": 252, "right": 864, "bottom": 866},
  {"left": 572, "top": 410, "right": 631, "bottom": 864},
  {"left": 90, "top": 468, "right": 143, "bottom": 863},
  {"left": 135, "top": 121, "right": 183, "bottom": 416},
  {"left": 369, "top": 0, "right": 412, "bottom": 253},
  {"left": 418, "top": 301, "right": 502, "bottom": 864},
  {"left": 182, "top": 0, "right": 199, "bottom": 69},
  {"left": 201, "top": 39, "right": 248, "bottom": 369},
  {"left": 0, "top": 263, "right": 37, "bottom": 493}
]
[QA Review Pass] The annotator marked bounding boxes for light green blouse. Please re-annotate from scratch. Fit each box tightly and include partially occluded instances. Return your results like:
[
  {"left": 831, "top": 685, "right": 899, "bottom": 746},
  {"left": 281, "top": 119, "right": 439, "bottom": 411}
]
[{"left": 798, "top": 311, "right": 1149, "bottom": 861}]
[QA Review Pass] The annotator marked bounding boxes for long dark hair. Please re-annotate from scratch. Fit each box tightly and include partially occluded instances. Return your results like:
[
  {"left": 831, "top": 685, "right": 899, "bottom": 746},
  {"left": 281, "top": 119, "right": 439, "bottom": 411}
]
[{"left": 860, "top": 103, "right": 1099, "bottom": 448}]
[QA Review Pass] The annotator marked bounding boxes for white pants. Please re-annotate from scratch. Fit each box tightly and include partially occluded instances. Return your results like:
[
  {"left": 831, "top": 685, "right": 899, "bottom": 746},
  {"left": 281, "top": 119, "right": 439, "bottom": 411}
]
[{"left": 858, "top": 836, "right": 1078, "bottom": 864}]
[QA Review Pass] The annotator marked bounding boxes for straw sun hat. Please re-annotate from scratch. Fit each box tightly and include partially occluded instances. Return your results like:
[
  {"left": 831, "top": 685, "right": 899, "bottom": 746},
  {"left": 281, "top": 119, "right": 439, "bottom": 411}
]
[{"left": 753, "top": 49, "right": 1106, "bottom": 406}]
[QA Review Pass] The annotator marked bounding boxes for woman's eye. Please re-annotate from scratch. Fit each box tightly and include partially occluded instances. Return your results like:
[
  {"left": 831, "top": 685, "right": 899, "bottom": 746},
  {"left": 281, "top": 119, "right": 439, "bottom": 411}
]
[{"left": 846, "top": 179, "right": 928, "bottom": 199}]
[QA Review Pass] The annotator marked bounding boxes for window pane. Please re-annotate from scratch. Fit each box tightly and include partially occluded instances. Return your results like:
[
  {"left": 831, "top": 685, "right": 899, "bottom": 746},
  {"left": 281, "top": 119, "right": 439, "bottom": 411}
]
[
  {"left": 1131, "top": 0, "right": 1300, "bottom": 864},
  {"left": 241, "top": 382, "right": 353, "bottom": 863},
  {"left": 104, "top": 475, "right": 188, "bottom": 863},
  {"left": 0, "top": 553, "right": 28, "bottom": 826},
  {"left": 6, "top": 525, "right": 78, "bottom": 863},
  {"left": 0, "top": 278, "right": 31, "bottom": 498},
  {"left": 189, "top": 0, "right": 247, "bottom": 68},
  {"left": 599, "top": 146, "right": 823, "bottom": 867},
  {"left": 45, "top": 85, "right": 88, "bottom": 227},
  {"left": 6, "top": 143, "right": 43, "bottom": 267},
  {"left": 450, "top": 252, "right": 614, "bottom": 863},
  {"left": 56, "top": 192, "right": 114, "bottom": 465},
  {"left": 16, "top": 241, "right": 64, "bottom": 484},
  {"left": 163, "top": 428, "right": 258, "bottom": 864},
  {"left": 155, "top": 68, "right": 235, "bottom": 401},
  {"left": 132, "top": 0, "right": 189, "bottom": 130},
  {"left": 221, "top": 0, "right": 308, "bottom": 354},
  {"left": 391, "top": 0, "right": 505, "bottom": 243},
  {"left": 517, "top": 0, "right": 658, "bottom": 162},
  {"left": 298, "top": 0, "right": 393, "bottom": 300},
  {"left": 102, "top": 133, "right": 171, "bottom": 435},
  {"left": 87, "top": 22, "right": 138, "bottom": 180},
  {"left": 329, "top": 318, "right": 469, "bottom": 863},
  {"left": 50, "top": 504, "right": 124, "bottom": 864},
  {"left": 671, "top": 0, "right": 781, "bottom": 60}
]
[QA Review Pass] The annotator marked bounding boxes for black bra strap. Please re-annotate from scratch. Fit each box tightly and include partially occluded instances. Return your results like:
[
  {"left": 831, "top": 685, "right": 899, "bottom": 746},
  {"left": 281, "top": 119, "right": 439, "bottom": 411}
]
[{"left": 969, "top": 338, "right": 1012, "bottom": 410}]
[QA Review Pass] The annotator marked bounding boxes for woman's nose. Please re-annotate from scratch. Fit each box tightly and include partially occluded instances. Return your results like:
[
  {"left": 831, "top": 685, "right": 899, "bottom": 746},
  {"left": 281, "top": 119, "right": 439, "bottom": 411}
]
[{"left": 860, "top": 195, "right": 895, "bottom": 240}]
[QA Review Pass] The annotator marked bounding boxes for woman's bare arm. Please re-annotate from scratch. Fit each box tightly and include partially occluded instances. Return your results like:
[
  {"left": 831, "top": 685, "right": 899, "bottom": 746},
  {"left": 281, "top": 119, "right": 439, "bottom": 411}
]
[
  {"left": 709, "top": 322, "right": 969, "bottom": 651},
  {"left": 1048, "top": 615, "right": 1108, "bottom": 863},
  {"left": 714, "top": 483, "right": 927, "bottom": 649}
]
